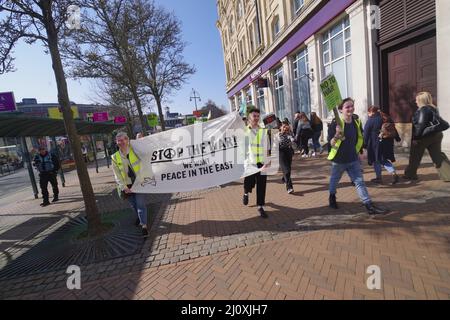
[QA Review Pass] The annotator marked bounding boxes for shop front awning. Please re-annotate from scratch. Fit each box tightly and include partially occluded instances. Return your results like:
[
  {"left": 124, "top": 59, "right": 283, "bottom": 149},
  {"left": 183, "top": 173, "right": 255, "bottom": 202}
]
[{"left": 0, "top": 112, "right": 126, "bottom": 137}]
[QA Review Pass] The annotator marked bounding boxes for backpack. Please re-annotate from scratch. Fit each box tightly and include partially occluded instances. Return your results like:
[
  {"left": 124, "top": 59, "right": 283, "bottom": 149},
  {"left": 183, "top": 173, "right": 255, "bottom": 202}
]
[{"left": 379, "top": 112, "right": 399, "bottom": 139}]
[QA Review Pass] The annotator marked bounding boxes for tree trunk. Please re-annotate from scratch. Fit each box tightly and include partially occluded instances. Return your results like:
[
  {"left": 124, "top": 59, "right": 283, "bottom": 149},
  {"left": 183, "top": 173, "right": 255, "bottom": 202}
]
[
  {"left": 42, "top": 3, "right": 101, "bottom": 237},
  {"left": 131, "top": 90, "right": 148, "bottom": 136},
  {"left": 155, "top": 96, "right": 166, "bottom": 131}
]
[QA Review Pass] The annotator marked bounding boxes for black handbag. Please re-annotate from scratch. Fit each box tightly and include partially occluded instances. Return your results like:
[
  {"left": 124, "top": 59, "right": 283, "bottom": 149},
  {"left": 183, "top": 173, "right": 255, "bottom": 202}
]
[{"left": 422, "top": 110, "right": 449, "bottom": 137}]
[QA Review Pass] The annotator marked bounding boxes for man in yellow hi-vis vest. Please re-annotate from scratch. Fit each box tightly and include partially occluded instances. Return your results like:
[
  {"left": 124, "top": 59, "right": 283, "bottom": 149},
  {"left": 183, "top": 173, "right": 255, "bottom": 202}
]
[
  {"left": 327, "top": 98, "right": 388, "bottom": 215},
  {"left": 111, "top": 132, "right": 149, "bottom": 237},
  {"left": 243, "top": 107, "right": 271, "bottom": 218}
]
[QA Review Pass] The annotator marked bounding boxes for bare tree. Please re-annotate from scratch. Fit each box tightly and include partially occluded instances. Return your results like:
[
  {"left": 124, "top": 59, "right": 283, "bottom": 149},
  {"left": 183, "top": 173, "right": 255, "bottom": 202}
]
[
  {"left": 133, "top": 0, "right": 195, "bottom": 131},
  {"left": 200, "top": 99, "right": 227, "bottom": 119},
  {"left": 62, "top": 0, "right": 150, "bottom": 135},
  {"left": 0, "top": 0, "right": 102, "bottom": 236}
]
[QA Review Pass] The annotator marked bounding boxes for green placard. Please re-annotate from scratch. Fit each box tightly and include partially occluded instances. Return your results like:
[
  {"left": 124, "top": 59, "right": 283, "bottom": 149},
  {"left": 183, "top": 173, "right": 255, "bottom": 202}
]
[
  {"left": 320, "top": 74, "right": 343, "bottom": 112},
  {"left": 146, "top": 114, "right": 158, "bottom": 127}
]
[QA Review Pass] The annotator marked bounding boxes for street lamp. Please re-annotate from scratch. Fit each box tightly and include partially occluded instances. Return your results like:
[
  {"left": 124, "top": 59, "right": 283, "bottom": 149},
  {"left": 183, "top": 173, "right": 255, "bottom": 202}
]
[{"left": 190, "top": 88, "right": 201, "bottom": 112}]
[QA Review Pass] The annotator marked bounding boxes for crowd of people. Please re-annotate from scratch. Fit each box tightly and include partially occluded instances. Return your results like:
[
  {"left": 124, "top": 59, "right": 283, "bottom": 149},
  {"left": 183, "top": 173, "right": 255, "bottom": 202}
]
[{"left": 24, "top": 91, "right": 444, "bottom": 237}]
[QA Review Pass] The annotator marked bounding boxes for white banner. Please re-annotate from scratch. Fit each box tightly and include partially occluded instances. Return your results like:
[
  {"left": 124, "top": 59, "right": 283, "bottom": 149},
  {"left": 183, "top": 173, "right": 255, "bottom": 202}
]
[{"left": 130, "top": 112, "right": 279, "bottom": 193}]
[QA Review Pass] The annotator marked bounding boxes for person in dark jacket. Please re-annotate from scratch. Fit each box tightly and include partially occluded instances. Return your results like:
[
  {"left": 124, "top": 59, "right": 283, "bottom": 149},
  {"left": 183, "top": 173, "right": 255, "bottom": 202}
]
[
  {"left": 292, "top": 112, "right": 301, "bottom": 152},
  {"left": 364, "top": 106, "right": 400, "bottom": 185},
  {"left": 279, "top": 123, "right": 295, "bottom": 193},
  {"left": 310, "top": 112, "right": 323, "bottom": 156},
  {"left": 404, "top": 92, "right": 446, "bottom": 180},
  {"left": 33, "top": 146, "right": 60, "bottom": 206},
  {"left": 295, "top": 112, "right": 313, "bottom": 157}
]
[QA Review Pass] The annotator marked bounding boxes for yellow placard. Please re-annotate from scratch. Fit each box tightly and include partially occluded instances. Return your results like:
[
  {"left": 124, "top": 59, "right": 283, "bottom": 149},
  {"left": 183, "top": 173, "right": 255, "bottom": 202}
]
[{"left": 48, "top": 106, "right": 79, "bottom": 119}]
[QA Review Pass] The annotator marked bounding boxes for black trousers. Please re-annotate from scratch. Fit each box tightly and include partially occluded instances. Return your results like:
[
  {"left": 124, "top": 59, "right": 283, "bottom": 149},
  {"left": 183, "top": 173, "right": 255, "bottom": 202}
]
[
  {"left": 244, "top": 163, "right": 267, "bottom": 206},
  {"left": 405, "top": 132, "right": 444, "bottom": 178},
  {"left": 279, "top": 148, "right": 293, "bottom": 190},
  {"left": 39, "top": 172, "right": 59, "bottom": 202},
  {"left": 299, "top": 131, "right": 312, "bottom": 154}
]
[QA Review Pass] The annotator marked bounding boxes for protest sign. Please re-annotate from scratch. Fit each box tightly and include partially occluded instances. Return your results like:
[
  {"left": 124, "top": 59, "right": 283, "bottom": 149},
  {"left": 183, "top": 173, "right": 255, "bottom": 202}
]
[{"left": 130, "top": 112, "right": 279, "bottom": 193}]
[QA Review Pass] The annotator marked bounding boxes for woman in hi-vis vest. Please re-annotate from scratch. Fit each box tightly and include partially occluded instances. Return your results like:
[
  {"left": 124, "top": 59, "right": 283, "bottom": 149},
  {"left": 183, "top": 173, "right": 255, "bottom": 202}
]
[{"left": 111, "top": 132, "right": 149, "bottom": 237}]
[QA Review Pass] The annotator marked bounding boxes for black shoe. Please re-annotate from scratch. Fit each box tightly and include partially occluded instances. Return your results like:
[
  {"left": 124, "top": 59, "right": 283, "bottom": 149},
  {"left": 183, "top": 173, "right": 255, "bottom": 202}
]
[
  {"left": 329, "top": 194, "right": 338, "bottom": 209},
  {"left": 243, "top": 194, "right": 249, "bottom": 206},
  {"left": 135, "top": 218, "right": 141, "bottom": 227},
  {"left": 391, "top": 174, "right": 399, "bottom": 185},
  {"left": 142, "top": 227, "right": 149, "bottom": 237},
  {"left": 402, "top": 175, "right": 418, "bottom": 181},
  {"left": 365, "top": 203, "right": 389, "bottom": 215},
  {"left": 40, "top": 201, "right": 50, "bottom": 207},
  {"left": 370, "top": 178, "right": 383, "bottom": 184},
  {"left": 52, "top": 196, "right": 59, "bottom": 202},
  {"left": 258, "top": 207, "right": 268, "bottom": 218}
]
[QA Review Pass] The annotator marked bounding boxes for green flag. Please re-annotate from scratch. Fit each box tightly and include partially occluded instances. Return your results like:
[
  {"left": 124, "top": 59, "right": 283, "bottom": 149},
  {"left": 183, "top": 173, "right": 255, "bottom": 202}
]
[{"left": 320, "top": 74, "right": 342, "bottom": 112}]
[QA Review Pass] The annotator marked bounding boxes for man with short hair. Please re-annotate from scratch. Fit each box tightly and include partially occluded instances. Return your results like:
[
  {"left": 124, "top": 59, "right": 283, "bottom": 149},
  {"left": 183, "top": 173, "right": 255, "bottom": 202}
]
[
  {"left": 327, "top": 98, "right": 388, "bottom": 215},
  {"left": 33, "top": 146, "right": 60, "bottom": 207},
  {"left": 243, "top": 107, "right": 271, "bottom": 218},
  {"left": 111, "top": 132, "right": 149, "bottom": 237}
]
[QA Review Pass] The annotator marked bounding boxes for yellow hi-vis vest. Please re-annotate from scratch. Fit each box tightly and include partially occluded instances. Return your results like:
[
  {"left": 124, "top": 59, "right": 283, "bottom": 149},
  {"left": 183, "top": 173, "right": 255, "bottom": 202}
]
[
  {"left": 327, "top": 117, "right": 363, "bottom": 161},
  {"left": 247, "top": 126, "right": 266, "bottom": 165},
  {"left": 111, "top": 147, "right": 142, "bottom": 193}
]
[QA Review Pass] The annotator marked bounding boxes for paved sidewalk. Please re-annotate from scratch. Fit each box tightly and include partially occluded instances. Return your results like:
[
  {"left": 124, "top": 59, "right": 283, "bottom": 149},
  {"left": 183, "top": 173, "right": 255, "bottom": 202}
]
[{"left": 1, "top": 152, "right": 450, "bottom": 300}]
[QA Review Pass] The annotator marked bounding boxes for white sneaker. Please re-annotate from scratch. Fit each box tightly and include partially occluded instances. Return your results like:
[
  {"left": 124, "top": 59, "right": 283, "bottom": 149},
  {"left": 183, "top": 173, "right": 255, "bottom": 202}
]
[
  {"left": 287, "top": 189, "right": 294, "bottom": 194},
  {"left": 301, "top": 154, "right": 307, "bottom": 158},
  {"left": 312, "top": 152, "right": 316, "bottom": 157}
]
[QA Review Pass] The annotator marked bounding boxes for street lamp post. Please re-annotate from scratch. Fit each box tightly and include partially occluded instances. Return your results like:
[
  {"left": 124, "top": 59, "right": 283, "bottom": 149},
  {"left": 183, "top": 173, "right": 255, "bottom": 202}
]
[{"left": 190, "top": 88, "right": 201, "bottom": 112}]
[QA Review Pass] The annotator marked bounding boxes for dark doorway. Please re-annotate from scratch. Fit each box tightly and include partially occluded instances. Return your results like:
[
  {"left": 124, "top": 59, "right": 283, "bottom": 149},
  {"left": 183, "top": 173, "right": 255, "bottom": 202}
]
[{"left": 383, "top": 34, "right": 437, "bottom": 123}]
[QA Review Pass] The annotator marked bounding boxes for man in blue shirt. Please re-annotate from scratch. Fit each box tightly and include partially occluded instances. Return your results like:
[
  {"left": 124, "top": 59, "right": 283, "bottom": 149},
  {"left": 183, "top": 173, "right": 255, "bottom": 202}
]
[{"left": 327, "top": 98, "right": 387, "bottom": 215}]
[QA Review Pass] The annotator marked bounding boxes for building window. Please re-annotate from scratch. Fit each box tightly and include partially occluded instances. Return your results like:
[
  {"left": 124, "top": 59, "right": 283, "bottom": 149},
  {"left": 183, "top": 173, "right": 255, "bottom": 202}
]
[
  {"left": 246, "top": 87, "right": 253, "bottom": 106},
  {"left": 256, "top": 88, "right": 265, "bottom": 114},
  {"left": 237, "top": 0, "right": 244, "bottom": 20},
  {"left": 236, "top": 93, "right": 243, "bottom": 110},
  {"left": 249, "top": 23, "right": 255, "bottom": 54},
  {"left": 322, "top": 17, "right": 352, "bottom": 116},
  {"left": 229, "top": 17, "right": 235, "bottom": 35},
  {"left": 293, "top": 47, "right": 311, "bottom": 115},
  {"left": 273, "top": 66, "right": 286, "bottom": 120},
  {"left": 272, "top": 16, "right": 280, "bottom": 42},
  {"left": 254, "top": 18, "right": 261, "bottom": 47},
  {"left": 293, "top": 0, "right": 304, "bottom": 16}
]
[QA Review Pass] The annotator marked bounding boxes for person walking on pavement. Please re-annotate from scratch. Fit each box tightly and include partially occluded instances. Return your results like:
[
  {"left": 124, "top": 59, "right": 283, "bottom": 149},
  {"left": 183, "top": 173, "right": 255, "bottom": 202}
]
[
  {"left": 295, "top": 112, "right": 314, "bottom": 157},
  {"left": 404, "top": 92, "right": 449, "bottom": 180},
  {"left": 327, "top": 98, "right": 388, "bottom": 215},
  {"left": 33, "top": 146, "right": 60, "bottom": 207},
  {"left": 111, "top": 132, "right": 149, "bottom": 237},
  {"left": 81, "top": 145, "right": 89, "bottom": 163},
  {"left": 364, "top": 106, "right": 400, "bottom": 185},
  {"left": 279, "top": 123, "right": 295, "bottom": 194},
  {"left": 310, "top": 112, "right": 323, "bottom": 156},
  {"left": 243, "top": 107, "right": 271, "bottom": 218},
  {"left": 292, "top": 112, "right": 301, "bottom": 153}
]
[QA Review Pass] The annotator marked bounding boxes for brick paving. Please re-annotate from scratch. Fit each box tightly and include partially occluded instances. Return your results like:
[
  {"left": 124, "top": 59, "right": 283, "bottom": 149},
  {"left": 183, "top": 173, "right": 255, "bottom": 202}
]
[{"left": 1, "top": 152, "right": 450, "bottom": 299}]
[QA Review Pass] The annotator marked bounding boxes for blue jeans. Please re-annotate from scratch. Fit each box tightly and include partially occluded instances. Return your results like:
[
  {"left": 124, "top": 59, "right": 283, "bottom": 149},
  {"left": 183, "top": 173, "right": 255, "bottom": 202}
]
[
  {"left": 127, "top": 193, "right": 148, "bottom": 225},
  {"left": 312, "top": 131, "right": 322, "bottom": 152},
  {"left": 329, "top": 161, "right": 371, "bottom": 205},
  {"left": 373, "top": 161, "right": 395, "bottom": 178}
]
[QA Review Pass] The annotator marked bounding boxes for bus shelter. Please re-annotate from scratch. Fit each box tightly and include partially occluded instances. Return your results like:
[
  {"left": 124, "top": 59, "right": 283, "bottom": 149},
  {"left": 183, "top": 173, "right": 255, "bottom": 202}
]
[{"left": 0, "top": 112, "right": 126, "bottom": 199}]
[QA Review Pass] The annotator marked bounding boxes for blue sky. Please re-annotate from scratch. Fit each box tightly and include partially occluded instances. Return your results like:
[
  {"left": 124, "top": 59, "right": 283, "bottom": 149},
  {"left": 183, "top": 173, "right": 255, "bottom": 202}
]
[{"left": 0, "top": 0, "right": 228, "bottom": 115}]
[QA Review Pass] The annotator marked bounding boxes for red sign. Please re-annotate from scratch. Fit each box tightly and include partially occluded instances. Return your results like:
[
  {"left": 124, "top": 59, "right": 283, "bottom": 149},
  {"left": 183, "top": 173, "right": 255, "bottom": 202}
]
[
  {"left": 193, "top": 111, "right": 202, "bottom": 118},
  {"left": 114, "top": 116, "right": 127, "bottom": 124},
  {"left": 93, "top": 112, "right": 109, "bottom": 122}
]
